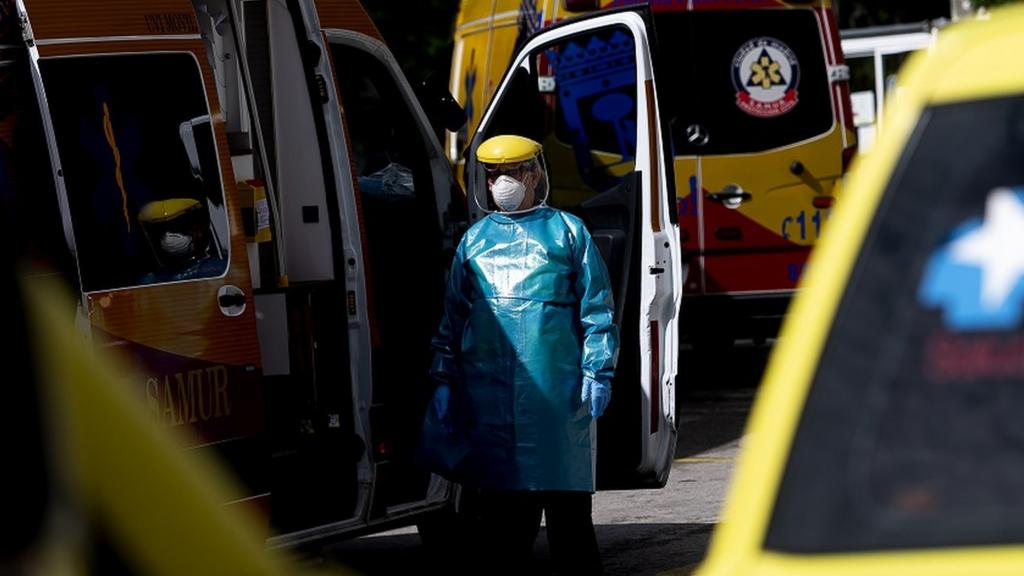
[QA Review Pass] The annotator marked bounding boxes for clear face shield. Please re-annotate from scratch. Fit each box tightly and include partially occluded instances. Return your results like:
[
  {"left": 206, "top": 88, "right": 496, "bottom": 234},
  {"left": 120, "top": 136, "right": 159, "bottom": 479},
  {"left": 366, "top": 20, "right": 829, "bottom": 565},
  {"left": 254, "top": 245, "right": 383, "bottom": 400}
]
[
  {"left": 472, "top": 154, "right": 550, "bottom": 215},
  {"left": 139, "top": 201, "right": 211, "bottom": 271}
]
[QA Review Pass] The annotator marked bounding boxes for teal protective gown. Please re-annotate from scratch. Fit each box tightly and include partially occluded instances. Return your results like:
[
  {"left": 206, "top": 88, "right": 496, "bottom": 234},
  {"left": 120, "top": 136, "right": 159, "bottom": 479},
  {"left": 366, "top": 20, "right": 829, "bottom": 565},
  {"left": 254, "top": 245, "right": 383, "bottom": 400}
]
[{"left": 422, "top": 206, "right": 618, "bottom": 492}]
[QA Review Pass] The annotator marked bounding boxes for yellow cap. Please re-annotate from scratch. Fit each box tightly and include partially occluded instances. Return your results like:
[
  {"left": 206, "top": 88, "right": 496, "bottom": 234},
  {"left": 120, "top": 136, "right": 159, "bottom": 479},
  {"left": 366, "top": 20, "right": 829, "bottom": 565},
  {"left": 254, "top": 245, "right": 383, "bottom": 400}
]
[
  {"left": 476, "top": 135, "right": 542, "bottom": 164},
  {"left": 138, "top": 198, "right": 201, "bottom": 223}
]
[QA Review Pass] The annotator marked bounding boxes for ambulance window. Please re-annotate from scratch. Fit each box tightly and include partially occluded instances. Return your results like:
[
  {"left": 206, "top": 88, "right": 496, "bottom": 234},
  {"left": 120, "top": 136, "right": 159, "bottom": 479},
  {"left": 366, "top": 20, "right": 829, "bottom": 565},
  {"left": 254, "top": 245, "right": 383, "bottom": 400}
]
[
  {"left": 38, "top": 53, "right": 229, "bottom": 292},
  {"left": 654, "top": 9, "right": 834, "bottom": 155},
  {"left": 480, "top": 25, "right": 638, "bottom": 206},
  {"left": 766, "top": 94, "right": 1024, "bottom": 552},
  {"left": 847, "top": 55, "right": 877, "bottom": 150}
]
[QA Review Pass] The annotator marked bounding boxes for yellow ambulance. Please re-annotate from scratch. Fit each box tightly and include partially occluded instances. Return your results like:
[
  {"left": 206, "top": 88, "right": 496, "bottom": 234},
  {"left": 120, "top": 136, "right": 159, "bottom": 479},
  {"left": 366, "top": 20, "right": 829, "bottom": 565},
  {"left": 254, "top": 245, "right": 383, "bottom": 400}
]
[{"left": 697, "top": 5, "right": 1024, "bottom": 574}]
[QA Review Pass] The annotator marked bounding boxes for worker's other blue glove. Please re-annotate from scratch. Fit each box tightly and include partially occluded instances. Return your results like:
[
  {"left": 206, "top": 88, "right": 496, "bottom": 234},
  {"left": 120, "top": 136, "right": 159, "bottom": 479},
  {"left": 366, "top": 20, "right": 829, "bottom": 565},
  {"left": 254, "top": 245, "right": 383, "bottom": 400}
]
[{"left": 581, "top": 376, "right": 611, "bottom": 418}]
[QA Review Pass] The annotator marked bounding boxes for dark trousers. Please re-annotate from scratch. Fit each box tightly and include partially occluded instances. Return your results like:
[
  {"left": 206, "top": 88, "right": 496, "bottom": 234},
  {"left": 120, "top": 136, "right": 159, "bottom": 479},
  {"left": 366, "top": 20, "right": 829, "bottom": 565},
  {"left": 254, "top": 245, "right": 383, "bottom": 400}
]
[{"left": 475, "top": 490, "right": 603, "bottom": 575}]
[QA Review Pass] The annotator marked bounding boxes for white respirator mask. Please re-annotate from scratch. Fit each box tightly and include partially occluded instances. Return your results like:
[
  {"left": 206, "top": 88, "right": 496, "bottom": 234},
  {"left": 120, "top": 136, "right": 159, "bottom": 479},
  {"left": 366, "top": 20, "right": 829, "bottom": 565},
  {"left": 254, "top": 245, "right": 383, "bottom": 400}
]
[
  {"left": 160, "top": 231, "right": 194, "bottom": 257},
  {"left": 490, "top": 175, "right": 527, "bottom": 212}
]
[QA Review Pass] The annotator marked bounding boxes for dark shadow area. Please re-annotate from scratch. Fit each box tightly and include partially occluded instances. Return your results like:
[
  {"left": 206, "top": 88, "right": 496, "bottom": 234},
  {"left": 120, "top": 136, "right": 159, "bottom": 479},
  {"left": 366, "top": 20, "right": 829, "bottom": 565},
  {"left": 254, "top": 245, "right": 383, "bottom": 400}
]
[
  {"left": 674, "top": 391, "right": 754, "bottom": 461},
  {"left": 332, "top": 41, "right": 449, "bottom": 515},
  {"left": 323, "top": 522, "right": 714, "bottom": 576},
  {"left": 596, "top": 522, "right": 714, "bottom": 576},
  {"left": 679, "top": 339, "right": 774, "bottom": 396},
  {"left": 673, "top": 340, "right": 772, "bottom": 459}
]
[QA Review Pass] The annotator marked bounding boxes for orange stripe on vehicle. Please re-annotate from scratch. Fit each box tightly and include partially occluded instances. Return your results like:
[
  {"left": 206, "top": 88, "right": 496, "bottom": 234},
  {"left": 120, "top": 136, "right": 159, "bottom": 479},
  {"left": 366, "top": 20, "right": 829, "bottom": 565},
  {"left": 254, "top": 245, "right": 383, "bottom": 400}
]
[{"left": 23, "top": 0, "right": 199, "bottom": 41}]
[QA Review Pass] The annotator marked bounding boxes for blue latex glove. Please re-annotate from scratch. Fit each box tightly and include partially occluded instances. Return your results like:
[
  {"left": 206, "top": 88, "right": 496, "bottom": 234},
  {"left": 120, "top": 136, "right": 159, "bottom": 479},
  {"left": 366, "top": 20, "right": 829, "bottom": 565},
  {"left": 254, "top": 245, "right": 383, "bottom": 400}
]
[
  {"left": 581, "top": 376, "right": 611, "bottom": 418},
  {"left": 432, "top": 383, "right": 453, "bottom": 435}
]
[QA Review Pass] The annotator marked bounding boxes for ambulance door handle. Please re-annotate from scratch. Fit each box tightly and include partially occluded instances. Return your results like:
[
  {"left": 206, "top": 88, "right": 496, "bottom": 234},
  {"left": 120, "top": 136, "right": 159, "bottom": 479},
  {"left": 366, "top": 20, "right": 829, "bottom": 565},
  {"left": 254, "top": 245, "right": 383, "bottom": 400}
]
[
  {"left": 218, "top": 285, "right": 247, "bottom": 317},
  {"left": 706, "top": 190, "right": 751, "bottom": 202},
  {"left": 706, "top": 184, "right": 751, "bottom": 209}
]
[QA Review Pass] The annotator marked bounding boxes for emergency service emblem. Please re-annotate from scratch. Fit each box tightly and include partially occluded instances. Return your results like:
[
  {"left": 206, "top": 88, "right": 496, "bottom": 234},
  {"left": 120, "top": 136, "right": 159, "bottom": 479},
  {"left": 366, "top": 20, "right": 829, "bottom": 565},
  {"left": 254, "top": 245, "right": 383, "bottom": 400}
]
[
  {"left": 732, "top": 37, "right": 800, "bottom": 118},
  {"left": 919, "top": 187, "right": 1024, "bottom": 332}
]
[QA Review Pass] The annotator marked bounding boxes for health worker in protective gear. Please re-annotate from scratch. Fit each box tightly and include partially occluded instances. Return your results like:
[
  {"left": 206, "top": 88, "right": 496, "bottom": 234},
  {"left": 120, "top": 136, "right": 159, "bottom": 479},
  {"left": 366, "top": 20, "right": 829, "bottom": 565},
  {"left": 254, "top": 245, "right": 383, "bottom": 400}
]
[
  {"left": 137, "top": 198, "right": 226, "bottom": 285},
  {"left": 421, "top": 135, "right": 617, "bottom": 575}
]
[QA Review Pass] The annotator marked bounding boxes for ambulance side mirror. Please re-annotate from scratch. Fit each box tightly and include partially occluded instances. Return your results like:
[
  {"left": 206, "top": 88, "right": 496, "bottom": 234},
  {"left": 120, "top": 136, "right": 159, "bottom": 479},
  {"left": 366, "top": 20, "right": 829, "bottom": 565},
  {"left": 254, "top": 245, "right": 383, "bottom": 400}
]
[{"left": 416, "top": 72, "right": 466, "bottom": 135}]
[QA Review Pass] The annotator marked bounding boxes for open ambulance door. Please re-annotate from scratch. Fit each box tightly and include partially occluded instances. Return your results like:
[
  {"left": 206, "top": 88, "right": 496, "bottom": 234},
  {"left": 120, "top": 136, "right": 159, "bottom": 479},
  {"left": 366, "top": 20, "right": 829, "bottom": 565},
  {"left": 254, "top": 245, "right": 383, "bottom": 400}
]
[
  {"left": 257, "top": 0, "right": 466, "bottom": 546},
  {"left": 18, "top": 0, "right": 266, "bottom": 502},
  {"left": 468, "top": 10, "right": 683, "bottom": 488}
]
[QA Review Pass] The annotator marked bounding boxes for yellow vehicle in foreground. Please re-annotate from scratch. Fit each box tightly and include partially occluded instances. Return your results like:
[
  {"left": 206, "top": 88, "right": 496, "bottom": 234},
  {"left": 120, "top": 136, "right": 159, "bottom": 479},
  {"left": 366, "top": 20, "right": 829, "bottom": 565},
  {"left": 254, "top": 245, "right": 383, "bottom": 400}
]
[{"left": 697, "top": 5, "right": 1024, "bottom": 575}]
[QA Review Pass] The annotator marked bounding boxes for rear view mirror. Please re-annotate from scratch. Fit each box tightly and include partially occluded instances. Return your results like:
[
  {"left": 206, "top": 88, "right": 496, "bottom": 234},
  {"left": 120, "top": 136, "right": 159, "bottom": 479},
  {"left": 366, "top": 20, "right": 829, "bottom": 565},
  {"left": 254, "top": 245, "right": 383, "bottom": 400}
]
[{"left": 416, "top": 71, "right": 466, "bottom": 135}]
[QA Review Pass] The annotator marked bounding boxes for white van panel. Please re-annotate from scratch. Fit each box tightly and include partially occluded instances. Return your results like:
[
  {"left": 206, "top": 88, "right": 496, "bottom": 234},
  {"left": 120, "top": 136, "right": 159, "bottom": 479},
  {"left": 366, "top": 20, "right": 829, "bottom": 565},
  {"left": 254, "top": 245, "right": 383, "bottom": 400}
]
[{"left": 267, "top": 0, "right": 335, "bottom": 282}]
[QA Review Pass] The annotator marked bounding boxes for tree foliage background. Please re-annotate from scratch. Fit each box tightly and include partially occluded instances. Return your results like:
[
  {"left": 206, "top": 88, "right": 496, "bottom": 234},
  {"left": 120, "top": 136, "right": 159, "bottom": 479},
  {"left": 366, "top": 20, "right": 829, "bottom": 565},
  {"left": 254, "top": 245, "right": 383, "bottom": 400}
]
[
  {"left": 362, "top": 0, "right": 460, "bottom": 86},
  {"left": 835, "top": 0, "right": 948, "bottom": 28}
]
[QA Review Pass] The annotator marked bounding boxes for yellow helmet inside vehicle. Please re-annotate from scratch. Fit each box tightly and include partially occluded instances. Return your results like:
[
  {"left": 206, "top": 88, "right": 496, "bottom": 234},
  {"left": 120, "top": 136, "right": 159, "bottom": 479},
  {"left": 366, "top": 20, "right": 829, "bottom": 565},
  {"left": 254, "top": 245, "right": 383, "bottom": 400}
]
[{"left": 138, "top": 198, "right": 211, "bottom": 269}]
